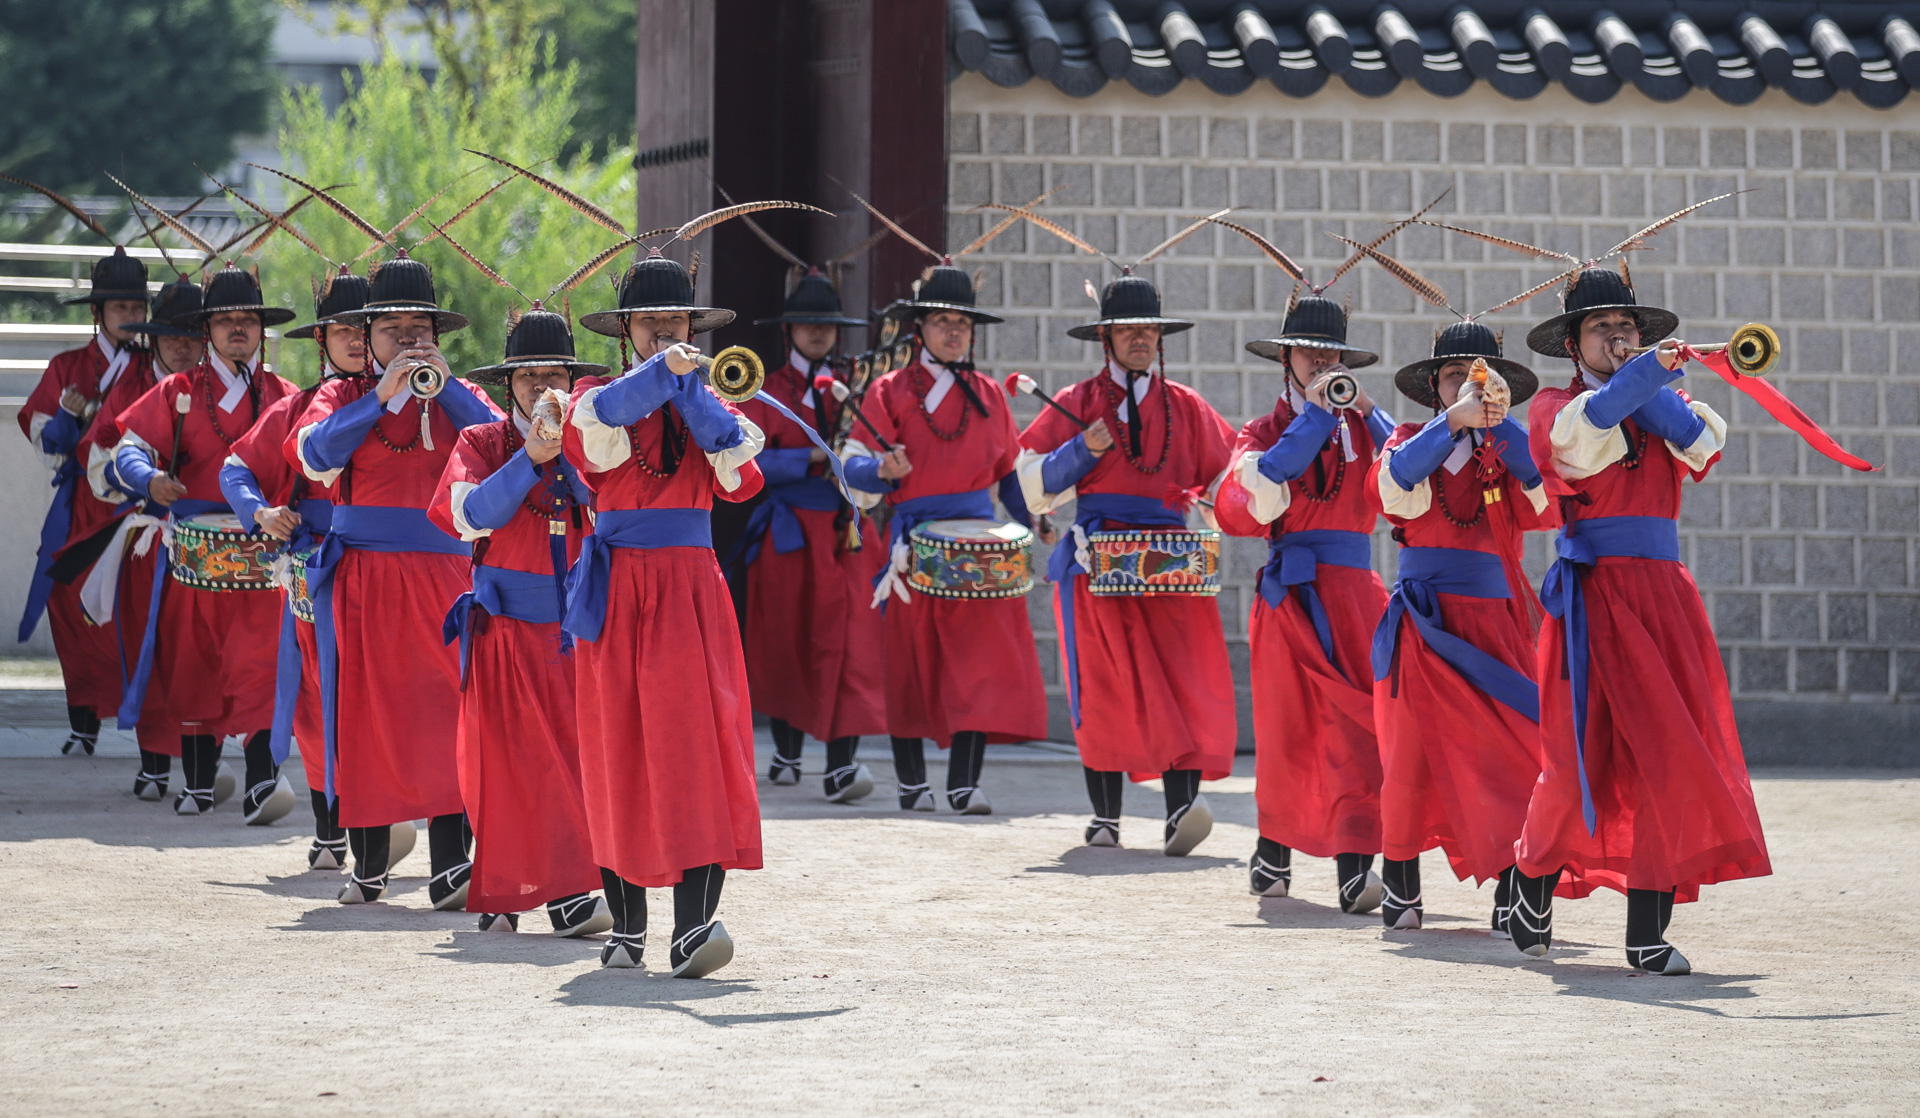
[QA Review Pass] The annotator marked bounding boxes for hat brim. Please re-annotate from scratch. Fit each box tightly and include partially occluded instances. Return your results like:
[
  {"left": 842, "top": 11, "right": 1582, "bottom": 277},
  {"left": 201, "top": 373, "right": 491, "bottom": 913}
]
[
  {"left": 124, "top": 320, "right": 199, "bottom": 338},
  {"left": 334, "top": 304, "right": 468, "bottom": 333},
  {"left": 188, "top": 305, "right": 298, "bottom": 327},
  {"left": 1065, "top": 316, "right": 1197, "bottom": 342},
  {"left": 62, "top": 288, "right": 150, "bottom": 306},
  {"left": 752, "top": 313, "right": 869, "bottom": 328},
  {"left": 1526, "top": 304, "right": 1677, "bottom": 358},
  {"left": 900, "top": 300, "right": 1003, "bottom": 326},
  {"left": 1245, "top": 337, "right": 1380, "bottom": 369},
  {"left": 282, "top": 315, "right": 364, "bottom": 340},
  {"left": 1392, "top": 355, "right": 1539, "bottom": 410},
  {"left": 579, "top": 306, "right": 735, "bottom": 337},
  {"left": 466, "top": 357, "right": 608, "bottom": 386}
]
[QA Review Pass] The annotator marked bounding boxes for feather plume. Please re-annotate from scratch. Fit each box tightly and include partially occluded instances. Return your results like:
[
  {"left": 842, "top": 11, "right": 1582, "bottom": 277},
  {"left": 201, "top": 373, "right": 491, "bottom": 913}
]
[
  {"left": 1137, "top": 209, "right": 1231, "bottom": 266},
  {"left": 247, "top": 164, "right": 388, "bottom": 248},
  {"left": 1474, "top": 266, "right": 1581, "bottom": 319},
  {"left": 381, "top": 170, "right": 477, "bottom": 243},
  {"left": 1084, "top": 278, "right": 1100, "bottom": 305},
  {"left": 1601, "top": 190, "right": 1745, "bottom": 259},
  {"left": 1618, "top": 254, "right": 1632, "bottom": 290},
  {"left": 955, "top": 186, "right": 1061, "bottom": 259},
  {"left": 104, "top": 173, "right": 214, "bottom": 255},
  {"left": 1417, "top": 220, "right": 1578, "bottom": 263},
  {"left": 972, "top": 202, "right": 1115, "bottom": 267},
  {"left": 424, "top": 216, "right": 526, "bottom": 301},
  {"left": 215, "top": 192, "right": 327, "bottom": 256},
  {"left": 970, "top": 265, "right": 985, "bottom": 292},
  {"left": 410, "top": 176, "right": 512, "bottom": 252},
  {"left": 169, "top": 187, "right": 224, "bottom": 223},
  {"left": 688, "top": 250, "right": 701, "bottom": 285},
  {"left": 1207, "top": 216, "right": 1306, "bottom": 283},
  {"left": 1329, "top": 234, "right": 1458, "bottom": 314},
  {"left": 825, "top": 225, "right": 892, "bottom": 267},
  {"left": 673, "top": 200, "right": 830, "bottom": 245},
  {"left": 210, "top": 177, "right": 334, "bottom": 264},
  {"left": 849, "top": 191, "right": 942, "bottom": 261},
  {"left": 1323, "top": 188, "right": 1451, "bottom": 290},
  {"left": 1285, "top": 284, "right": 1301, "bottom": 316},
  {"left": 710, "top": 181, "right": 808, "bottom": 268},
  {"left": 548, "top": 239, "right": 633, "bottom": 297},
  {"left": 0, "top": 174, "right": 114, "bottom": 242},
  {"left": 125, "top": 204, "right": 179, "bottom": 276},
  {"left": 463, "top": 149, "right": 629, "bottom": 236}
]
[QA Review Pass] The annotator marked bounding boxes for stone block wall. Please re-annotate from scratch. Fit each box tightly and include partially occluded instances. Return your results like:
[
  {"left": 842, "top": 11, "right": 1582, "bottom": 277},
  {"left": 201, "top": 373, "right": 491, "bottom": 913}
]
[{"left": 947, "top": 74, "right": 1918, "bottom": 758}]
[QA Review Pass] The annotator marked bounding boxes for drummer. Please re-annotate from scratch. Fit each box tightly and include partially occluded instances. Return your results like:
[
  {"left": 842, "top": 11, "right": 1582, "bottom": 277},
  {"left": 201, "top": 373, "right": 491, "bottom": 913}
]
[
  {"left": 220, "top": 271, "right": 369, "bottom": 865},
  {"left": 840, "top": 263, "right": 1048, "bottom": 813},
  {"left": 1012, "top": 272, "right": 1236, "bottom": 853},
  {"left": 102, "top": 267, "right": 299, "bottom": 819}
]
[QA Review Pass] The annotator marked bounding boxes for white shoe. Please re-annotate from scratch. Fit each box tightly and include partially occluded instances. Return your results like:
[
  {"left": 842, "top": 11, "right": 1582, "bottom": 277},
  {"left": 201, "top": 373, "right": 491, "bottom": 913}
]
[
  {"left": 1084, "top": 818, "right": 1119, "bottom": 847},
  {"left": 1162, "top": 794, "right": 1213, "bottom": 857},
  {"left": 670, "top": 921, "right": 734, "bottom": 979},
  {"left": 211, "top": 761, "right": 237, "bottom": 806},
  {"left": 1627, "top": 944, "right": 1692, "bottom": 975},
  {"left": 824, "top": 763, "right": 875, "bottom": 804},
  {"left": 387, "top": 821, "right": 418, "bottom": 870},
  {"left": 948, "top": 787, "right": 992, "bottom": 815},
  {"left": 242, "top": 773, "right": 296, "bottom": 826},
  {"left": 1340, "top": 870, "right": 1384, "bottom": 916}
]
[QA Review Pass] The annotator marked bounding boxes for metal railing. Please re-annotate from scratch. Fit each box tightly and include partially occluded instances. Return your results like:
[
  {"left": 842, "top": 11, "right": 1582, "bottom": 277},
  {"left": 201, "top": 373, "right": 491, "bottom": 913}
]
[{"left": 0, "top": 242, "right": 170, "bottom": 296}]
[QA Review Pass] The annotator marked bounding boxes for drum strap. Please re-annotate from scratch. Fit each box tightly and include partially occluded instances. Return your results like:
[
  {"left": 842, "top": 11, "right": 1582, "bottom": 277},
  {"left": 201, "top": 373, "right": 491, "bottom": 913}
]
[
  {"left": 1050, "top": 493, "right": 1187, "bottom": 728},
  {"left": 1370, "top": 546, "right": 1538, "bottom": 724},
  {"left": 116, "top": 498, "right": 228, "bottom": 730}
]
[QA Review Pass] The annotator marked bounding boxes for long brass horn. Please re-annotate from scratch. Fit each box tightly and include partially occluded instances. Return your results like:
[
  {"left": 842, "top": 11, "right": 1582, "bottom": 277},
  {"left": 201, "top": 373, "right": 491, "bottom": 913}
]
[
  {"left": 696, "top": 346, "right": 765, "bottom": 403},
  {"left": 1618, "top": 323, "right": 1781, "bottom": 376}
]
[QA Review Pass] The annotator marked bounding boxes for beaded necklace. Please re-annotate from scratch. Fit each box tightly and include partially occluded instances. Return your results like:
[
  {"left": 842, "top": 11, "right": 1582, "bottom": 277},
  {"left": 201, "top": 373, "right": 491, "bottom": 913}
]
[
  {"left": 1277, "top": 391, "right": 1348, "bottom": 503},
  {"left": 504, "top": 418, "right": 582, "bottom": 520},
  {"left": 199, "top": 372, "right": 248, "bottom": 448},
  {"left": 625, "top": 407, "right": 688, "bottom": 478},
  {"left": 1098, "top": 369, "right": 1174, "bottom": 474},
  {"left": 912, "top": 354, "right": 972, "bottom": 442}
]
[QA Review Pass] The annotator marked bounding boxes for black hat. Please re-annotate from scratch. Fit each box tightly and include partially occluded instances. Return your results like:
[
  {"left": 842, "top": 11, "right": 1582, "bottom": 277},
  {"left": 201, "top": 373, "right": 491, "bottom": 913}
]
[
  {"left": 754, "top": 269, "right": 867, "bottom": 328},
  {"left": 581, "top": 254, "right": 733, "bottom": 337},
  {"left": 1393, "top": 321, "right": 1539, "bottom": 409},
  {"left": 895, "top": 262, "right": 1002, "bottom": 325},
  {"left": 63, "top": 246, "right": 149, "bottom": 305},
  {"left": 1246, "top": 294, "right": 1379, "bottom": 368},
  {"left": 1525, "top": 266, "right": 1676, "bottom": 358},
  {"left": 334, "top": 256, "right": 468, "bottom": 333},
  {"left": 189, "top": 266, "right": 296, "bottom": 327},
  {"left": 467, "top": 308, "right": 609, "bottom": 385},
  {"left": 284, "top": 272, "right": 372, "bottom": 340},
  {"left": 1067, "top": 271, "right": 1194, "bottom": 341},
  {"left": 124, "top": 279, "right": 204, "bottom": 338}
]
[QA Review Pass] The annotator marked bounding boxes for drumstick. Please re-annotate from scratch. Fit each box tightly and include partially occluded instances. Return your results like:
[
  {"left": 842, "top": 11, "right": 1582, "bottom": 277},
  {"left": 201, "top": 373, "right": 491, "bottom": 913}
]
[
  {"left": 167, "top": 391, "right": 191, "bottom": 480},
  {"left": 814, "top": 374, "right": 894, "bottom": 452},
  {"left": 1003, "top": 372, "right": 1088, "bottom": 431}
]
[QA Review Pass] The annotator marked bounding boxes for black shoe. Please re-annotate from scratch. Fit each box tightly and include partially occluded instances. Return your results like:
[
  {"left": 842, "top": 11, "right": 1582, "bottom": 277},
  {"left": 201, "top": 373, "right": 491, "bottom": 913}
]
[
  {"left": 338, "top": 871, "right": 388, "bottom": 904},
  {"left": 1338, "top": 866, "right": 1383, "bottom": 915},
  {"left": 547, "top": 894, "right": 614, "bottom": 938},
  {"left": 308, "top": 838, "right": 347, "bottom": 872},
  {"left": 669, "top": 921, "right": 734, "bottom": 979},
  {"left": 1626, "top": 943, "right": 1692, "bottom": 975},
  {"left": 946, "top": 786, "right": 991, "bottom": 815},
  {"left": 478, "top": 912, "right": 519, "bottom": 933},
  {"left": 1250, "top": 852, "right": 1292, "bottom": 898},
  {"left": 1381, "top": 885, "right": 1423, "bottom": 929},
  {"left": 601, "top": 932, "right": 645, "bottom": 969},
  {"left": 767, "top": 755, "right": 801, "bottom": 785},
  {"left": 897, "top": 782, "right": 935, "bottom": 812},
  {"left": 134, "top": 772, "right": 169, "bottom": 802},
  {"left": 1084, "top": 817, "right": 1119, "bottom": 847},
  {"left": 823, "top": 763, "right": 875, "bottom": 804},
  {"left": 1162, "top": 794, "right": 1213, "bottom": 857},
  {"left": 172, "top": 788, "right": 214, "bottom": 816},
  {"left": 1490, "top": 866, "right": 1515, "bottom": 940},
  {"left": 429, "top": 861, "right": 473, "bottom": 911},
  {"left": 241, "top": 774, "right": 296, "bottom": 826},
  {"left": 61, "top": 733, "right": 97, "bottom": 757},
  {"left": 1507, "top": 869, "right": 1558, "bottom": 957}
]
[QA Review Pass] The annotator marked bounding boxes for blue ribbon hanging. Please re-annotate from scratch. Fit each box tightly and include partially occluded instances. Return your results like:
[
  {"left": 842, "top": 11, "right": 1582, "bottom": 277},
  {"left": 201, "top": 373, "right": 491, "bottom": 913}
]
[
  {"left": 18, "top": 457, "right": 81, "bottom": 642},
  {"left": 442, "top": 564, "right": 567, "bottom": 685},
  {"left": 116, "top": 498, "right": 227, "bottom": 729},
  {"left": 1256, "top": 529, "right": 1373, "bottom": 671},
  {"left": 1046, "top": 492, "right": 1188, "bottom": 728},
  {"left": 560, "top": 508, "right": 714, "bottom": 643},
  {"left": 1370, "top": 546, "right": 1540, "bottom": 722},
  {"left": 1539, "top": 515, "right": 1681, "bottom": 835},
  {"left": 265, "top": 499, "right": 334, "bottom": 765},
  {"left": 725, "top": 474, "right": 843, "bottom": 574}
]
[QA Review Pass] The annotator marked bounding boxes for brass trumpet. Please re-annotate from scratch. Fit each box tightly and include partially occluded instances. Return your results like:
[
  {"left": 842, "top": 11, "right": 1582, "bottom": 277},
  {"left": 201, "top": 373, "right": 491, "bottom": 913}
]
[
  {"left": 409, "top": 362, "right": 448, "bottom": 400},
  {"left": 1615, "top": 322, "right": 1781, "bottom": 377},
  {"left": 694, "top": 346, "right": 766, "bottom": 403}
]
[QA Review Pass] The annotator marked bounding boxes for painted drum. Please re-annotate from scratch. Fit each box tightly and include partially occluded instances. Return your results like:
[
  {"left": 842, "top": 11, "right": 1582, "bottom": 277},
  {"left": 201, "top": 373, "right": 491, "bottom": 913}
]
[
  {"left": 167, "top": 514, "right": 277, "bottom": 592},
  {"left": 907, "top": 518, "right": 1034, "bottom": 599},
  {"left": 1085, "top": 529, "right": 1222, "bottom": 596}
]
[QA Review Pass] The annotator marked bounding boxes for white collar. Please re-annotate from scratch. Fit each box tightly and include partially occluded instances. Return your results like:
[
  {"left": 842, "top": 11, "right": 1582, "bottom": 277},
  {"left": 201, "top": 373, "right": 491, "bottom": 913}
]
[
  {"left": 922, "top": 355, "right": 956, "bottom": 414},
  {"left": 1443, "top": 430, "right": 1476, "bottom": 475},
  {"left": 94, "top": 333, "right": 132, "bottom": 393},
  {"left": 206, "top": 350, "right": 257, "bottom": 413},
  {"left": 512, "top": 409, "right": 532, "bottom": 438},
  {"left": 788, "top": 350, "right": 815, "bottom": 378},
  {"left": 1104, "top": 360, "right": 1153, "bottom": 421}
]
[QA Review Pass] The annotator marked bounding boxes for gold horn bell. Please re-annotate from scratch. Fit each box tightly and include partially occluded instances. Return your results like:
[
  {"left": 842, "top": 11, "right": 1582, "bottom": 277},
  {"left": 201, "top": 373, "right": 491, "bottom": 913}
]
[
  {"left": 1723, "top": 322, "right": 1781, "bottom": 376},
  {"left": 697, "top": 346, "right": 765, "bottom": 402}
]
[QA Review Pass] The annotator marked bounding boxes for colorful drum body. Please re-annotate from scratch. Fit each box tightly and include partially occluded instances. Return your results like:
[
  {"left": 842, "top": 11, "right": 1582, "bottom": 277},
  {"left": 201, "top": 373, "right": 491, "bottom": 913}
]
[
  {"left": 1086, "top": 529, "right": 1222, "bottom": 596},
  {"left": 286, "top": 546, "right": 318, "bottom": 623},
  {"left": 167, "top": 514, "right": 277, "bottom": 592},
  {"left": 907, "top": 518, "right": 1034, "bottom": 599}
]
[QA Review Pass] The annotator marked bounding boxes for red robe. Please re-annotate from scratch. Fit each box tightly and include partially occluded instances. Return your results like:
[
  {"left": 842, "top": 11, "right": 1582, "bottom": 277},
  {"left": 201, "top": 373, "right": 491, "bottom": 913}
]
[
  {"left": 1017, "top": 371, "right": 1237, "bottom": 779},
  {"left": 1517, "top": 386, "right": 1770, "bottom": 902},
  {"left": 19, "top": 340, "right": 152, "bottom": 711},
  {"left": 1215, "top": 399, "right": 1386, "bottom": 857},
  {"left": 1368, "top": 422, "right": 1555, "bottom": 883},
  {"left": 114, "top": 364, "right": 295, "bottom": 751},
  {"left": 737, "top": 361, "right": 886, "bottom": 741},
  {"left": 430, "top": 419, "right": 599, "bottom": 912},
  {"left": 72, "top": 356, "right": 163, "bottom": 712},
  {"left": 856, "top": 359, "right": 1048, "bottom": 745},
  {"left": 561, "top": 372, "right": 766, "bottom": 887}
]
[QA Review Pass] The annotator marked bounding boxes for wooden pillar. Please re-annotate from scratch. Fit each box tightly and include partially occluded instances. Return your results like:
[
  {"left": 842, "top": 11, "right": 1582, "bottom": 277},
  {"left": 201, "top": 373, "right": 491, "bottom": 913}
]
[
  {"left": 808, "top": 0, "right": 876, "bottom": 318},
  {"left": 634, "top": 0, "right": 715, "bottom": 297},
  {"left": 867, "top": 0, "right": 948, "bottom": 307}
]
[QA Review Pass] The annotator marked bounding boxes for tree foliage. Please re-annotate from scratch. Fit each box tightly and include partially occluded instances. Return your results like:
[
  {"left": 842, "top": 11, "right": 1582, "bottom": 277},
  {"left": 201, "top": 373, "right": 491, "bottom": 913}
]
[{"left": 0, "top": 0, "right": 276, "bottom": 194}]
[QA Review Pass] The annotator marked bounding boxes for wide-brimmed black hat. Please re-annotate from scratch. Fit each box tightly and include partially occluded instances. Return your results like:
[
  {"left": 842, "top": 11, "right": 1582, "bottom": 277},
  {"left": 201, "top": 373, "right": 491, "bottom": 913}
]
[
  {"left": 1525, "top": 266, "right": 1677, "bottom": 358},
  {"left": 1067, "top": 272, "right": 1194, "bottom": 341},
  {"left": 468, "top": 308, "right": 608, "bottom": 386},
  {"left": 1246, "top": 294, "right": 1379, "bottom": 368},
  {"left": 894, "top": 262, "right": 1002, "bottom": 325},
  {"left": 581, "top": 255, "right": 733, "bottom": 337},
  {"left": 189, "top": 266, "right": 295, "bottom": 327},
  {"left": 754, "top": 269, "right": 867, "bottom": 328},
  {"left": 63, "top": 246, "right": 150, "bottom": 306},
  {"left": 334, "top": 256, "right": 468, "bottom": 333},
  {"left": 284, "top": 272, "right": 372, "bottom": 340},
  {"left": 124, "top": 279, "right": 203, "bottom": 338},
  {"left": 1393, "top": 321, "right": 1539, "bottom": 409}
]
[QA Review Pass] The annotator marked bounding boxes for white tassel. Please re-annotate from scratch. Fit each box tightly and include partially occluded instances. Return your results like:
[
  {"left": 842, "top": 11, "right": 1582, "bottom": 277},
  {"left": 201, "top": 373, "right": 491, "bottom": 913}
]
[{"left": 420, "top": 400, "right": 435, "bottom": 452}]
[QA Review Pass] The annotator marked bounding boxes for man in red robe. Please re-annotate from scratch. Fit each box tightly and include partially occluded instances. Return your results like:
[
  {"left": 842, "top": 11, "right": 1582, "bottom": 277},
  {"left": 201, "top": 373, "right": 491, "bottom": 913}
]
[
  {"left": 1510, "top": 267, "right": 1769, "bottom": 975},
  {"left": 1213, "top": 295, "right": 1397, "bottom": 913},
  {"left": 1012, "top": 272, "right": 1235, "bottom": 854},
  {"left": 291, "top": 257, "right": 497, "bottom": 907},
  {"left": 562, "top": 254, "right": 765, "bottom": 976},
  {"left": 18, "top": 247, "right": 150, "bottom": 756},
  {"left": 839, "top": 263, "right": 1048, "bottom": 815},
  {"left": 735, "top": 270, "right": 886, "bottom": 803},
  {"left": 1367, "top": 322, "right": 1554, "bottom": 931},
  {"left": 431, "top": 308, "right": 610, "bottom": 938},
  {"left": 102, "top": 268, "right": 296, "bottom": 820}
]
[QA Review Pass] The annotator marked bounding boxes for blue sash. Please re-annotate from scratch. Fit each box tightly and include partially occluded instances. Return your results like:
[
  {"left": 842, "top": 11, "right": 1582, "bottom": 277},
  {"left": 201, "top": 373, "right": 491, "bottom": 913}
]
[
  {"left": 727, "top": 474, "right": 843, "bottom": 574},
  {"left": 561, "top": 508, "right": 713, "bottom": 643},
  {"left": 1370, "top": 546, "right": 1539, "bottom": 722},
  {"left": 1540, "top": 515, "right": 1682, "bottom": 834},
  {"left": 443, "top": 564, "right": 565, "bottom": 684},
  {"left": 1048, "top": 492, "right": 1187, "bottom": 728},
  {"left": 116, "top": 498, "right": 226, "bottom": 728},
  {"left": 1257, "top": 529, "right": 1373, "bottom": 670},
  {"left": 267, "top": 499, "right": 335, "bottom": 765},
  {"left": 307, "top": 505, "right": 469, "bottom": 802},
  {"left": 18, "top": 457, "right": 81, "bottom": 642},
  {"left": 871, "top": 488, "right": 996, "bottom": 614}
]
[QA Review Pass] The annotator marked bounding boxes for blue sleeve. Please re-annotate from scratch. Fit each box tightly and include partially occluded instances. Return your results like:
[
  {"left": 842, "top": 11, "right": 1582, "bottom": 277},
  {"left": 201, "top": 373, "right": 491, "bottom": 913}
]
[
  {"left": 435, "top": 379, "right": 498, "bottom": 430},
  {"left": 757, "top": 447, "right": 814, "bottom": 487},
  {"left": 112, "top": 443, "right": 163, "bottom": 501},
  {"left": 1366, "top": 405, "right": 1396, "bottom": 447},
  {"left": 219, "top": 459, "right": 269, "bottom": 531},
  {"left": 998, "top": 472, "right": 1033, "bottom": 530},
  {"left": 302, "top": 389, "right": 386, "bottom": 472},
  {"left": 591, "top": 353, "right": 680, "bottom": 428},
  {"left": 1488, "top": 417, "right": 1542, "bottom": 488},
  {"left": 841, "top": 454, "right": 896, "bottom": 495},
  {"left": 1256, "top": 404, "right": 1339, "bottom": 484},
  {"left": 1385, "top": 415, "right": 1461, "bottom": 491},
  {"left": 674, "top": 371, "right": 746, "bottom": 453},
  {"left": 40, "top": 409, "right": 82, "bottom": 458},
  {"left": 1629, "top": 387, "right": 1707, "bottom": 449},
  {"left": 1039, "top": 433, "right": 1099, "bottom": 495},
  {"left": 460, "top": 447, "right": 541, "bottom": 531},
  {"left": 1583, "top": 348, "right": 1683, "bottom": 430}
]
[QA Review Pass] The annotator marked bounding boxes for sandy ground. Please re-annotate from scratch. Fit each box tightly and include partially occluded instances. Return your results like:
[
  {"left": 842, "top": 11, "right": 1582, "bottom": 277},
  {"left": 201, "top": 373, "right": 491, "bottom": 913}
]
[{"left": 1, "top": 726, "right": 1915, "bottom": 1117}]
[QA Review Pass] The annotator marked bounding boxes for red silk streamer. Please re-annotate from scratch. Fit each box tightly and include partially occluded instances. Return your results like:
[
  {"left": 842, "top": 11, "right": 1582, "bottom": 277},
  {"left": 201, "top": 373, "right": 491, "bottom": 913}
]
[{"left": 1683, "top": 346, "right": 1878, "bottom": 472}]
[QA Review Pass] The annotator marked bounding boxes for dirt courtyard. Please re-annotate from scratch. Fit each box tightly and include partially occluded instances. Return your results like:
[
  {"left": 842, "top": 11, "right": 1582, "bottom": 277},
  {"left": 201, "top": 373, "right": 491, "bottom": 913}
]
[{"left": 1, "top": 738, "right": 1914, "bottom": 1117}]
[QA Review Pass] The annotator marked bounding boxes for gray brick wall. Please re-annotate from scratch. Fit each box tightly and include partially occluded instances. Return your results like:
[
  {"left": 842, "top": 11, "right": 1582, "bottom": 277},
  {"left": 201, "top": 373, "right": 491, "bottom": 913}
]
[{"left": 948, "top": 77, "right": 1919, "bottom": 755}]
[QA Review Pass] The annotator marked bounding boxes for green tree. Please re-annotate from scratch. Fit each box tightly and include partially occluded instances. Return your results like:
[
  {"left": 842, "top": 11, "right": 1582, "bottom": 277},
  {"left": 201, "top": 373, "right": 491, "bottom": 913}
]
[{"left": 0, "top": 0, "right": 276, "bottom": 194}]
